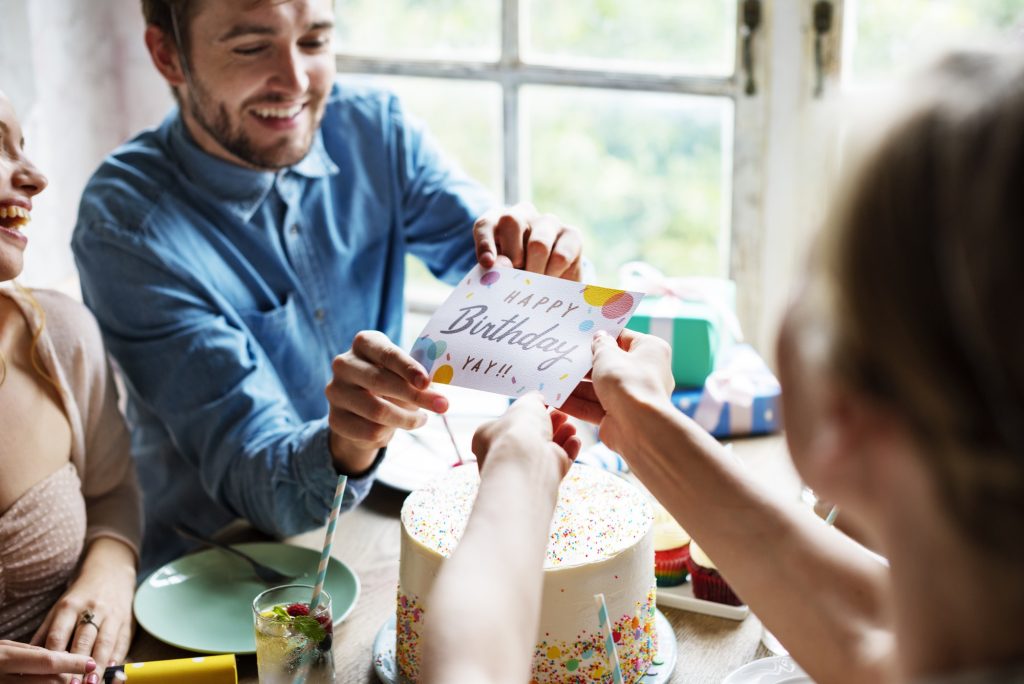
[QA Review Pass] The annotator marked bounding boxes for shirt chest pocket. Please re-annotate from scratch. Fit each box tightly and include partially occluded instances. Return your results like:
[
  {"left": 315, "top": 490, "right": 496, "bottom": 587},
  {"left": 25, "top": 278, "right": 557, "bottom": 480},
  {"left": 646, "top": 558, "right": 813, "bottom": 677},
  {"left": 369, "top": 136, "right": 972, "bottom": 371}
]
[{"left": 237, "top": 293, "right": 328, "bottom": 418}]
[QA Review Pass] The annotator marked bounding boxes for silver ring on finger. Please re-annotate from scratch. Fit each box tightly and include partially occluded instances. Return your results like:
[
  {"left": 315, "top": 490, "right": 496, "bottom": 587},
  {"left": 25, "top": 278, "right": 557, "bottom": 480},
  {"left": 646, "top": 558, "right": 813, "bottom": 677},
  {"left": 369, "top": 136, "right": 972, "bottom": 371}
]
[{"left": 79, "top": 609, "right": 101, "bottom": 632}]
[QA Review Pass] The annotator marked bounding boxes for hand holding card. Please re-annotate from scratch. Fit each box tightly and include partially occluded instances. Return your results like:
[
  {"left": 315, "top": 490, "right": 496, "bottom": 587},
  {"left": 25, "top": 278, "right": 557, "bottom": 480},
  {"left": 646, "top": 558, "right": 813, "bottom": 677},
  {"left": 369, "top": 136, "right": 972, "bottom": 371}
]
[
  {"left": 326, "top": 330, "right": 449, "bottom": 473},
  {"left": 412, "top": 266, "right": 645, "bottom": 407}
]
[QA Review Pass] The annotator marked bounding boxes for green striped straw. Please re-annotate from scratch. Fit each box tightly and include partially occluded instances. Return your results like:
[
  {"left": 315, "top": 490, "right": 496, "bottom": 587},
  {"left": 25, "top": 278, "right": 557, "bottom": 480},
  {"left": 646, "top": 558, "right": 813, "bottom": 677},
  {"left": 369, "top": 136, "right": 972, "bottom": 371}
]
[
  {"left": 309, "top": 474, "right": 348, "bottom": 609},
  {"left": 594, "top": 593, "right": 624, "bottom": 684}
]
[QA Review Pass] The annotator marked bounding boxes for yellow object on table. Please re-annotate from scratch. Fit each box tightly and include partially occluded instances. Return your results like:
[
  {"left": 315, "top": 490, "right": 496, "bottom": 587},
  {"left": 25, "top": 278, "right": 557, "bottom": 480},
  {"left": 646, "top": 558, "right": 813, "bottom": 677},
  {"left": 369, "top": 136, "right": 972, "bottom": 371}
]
[{"left": 104, "top": 654, "right": 237, "bottom": 683}]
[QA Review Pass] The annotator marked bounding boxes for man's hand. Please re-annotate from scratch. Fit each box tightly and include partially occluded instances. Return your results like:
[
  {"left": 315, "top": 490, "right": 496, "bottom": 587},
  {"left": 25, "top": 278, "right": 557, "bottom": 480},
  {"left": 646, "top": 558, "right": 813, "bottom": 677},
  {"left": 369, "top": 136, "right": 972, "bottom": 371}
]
[
  {"left": 473, "top": 202, "right": 582, "bottom": 280},
  {"left": 326, "top": 331, "right": 449, "bottom": 474}
]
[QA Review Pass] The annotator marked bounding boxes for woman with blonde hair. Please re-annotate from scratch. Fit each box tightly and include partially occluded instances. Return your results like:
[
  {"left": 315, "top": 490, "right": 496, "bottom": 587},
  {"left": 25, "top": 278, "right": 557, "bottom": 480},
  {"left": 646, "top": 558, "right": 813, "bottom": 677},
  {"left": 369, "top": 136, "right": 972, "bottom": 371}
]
[
  {"left": 423, "top": 48, "right": 1024, "bottom": 684},
  {"left": 0, "top": 90, "right": 142, "bottom": 683}
]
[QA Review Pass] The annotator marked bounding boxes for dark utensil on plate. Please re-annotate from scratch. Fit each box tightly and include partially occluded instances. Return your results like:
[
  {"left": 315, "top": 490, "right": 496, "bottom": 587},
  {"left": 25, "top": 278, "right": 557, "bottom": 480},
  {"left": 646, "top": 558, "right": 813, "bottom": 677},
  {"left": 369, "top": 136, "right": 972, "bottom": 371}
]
[{"left": 174, "top": 523, "right": 292, "bottom": 584}]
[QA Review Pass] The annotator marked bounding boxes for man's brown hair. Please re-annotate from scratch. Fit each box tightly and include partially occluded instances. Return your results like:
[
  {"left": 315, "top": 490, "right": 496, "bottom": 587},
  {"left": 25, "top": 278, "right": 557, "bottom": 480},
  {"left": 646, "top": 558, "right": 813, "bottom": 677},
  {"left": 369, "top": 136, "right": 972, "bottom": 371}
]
[{"left": 141, "top": 0, "right": 198, "bottom": 61}]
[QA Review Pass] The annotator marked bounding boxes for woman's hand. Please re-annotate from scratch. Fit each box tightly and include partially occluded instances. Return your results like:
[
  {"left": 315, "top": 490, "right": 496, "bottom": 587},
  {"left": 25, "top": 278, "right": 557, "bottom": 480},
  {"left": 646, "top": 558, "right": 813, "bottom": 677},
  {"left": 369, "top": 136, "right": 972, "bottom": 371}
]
[
  {"left": 424, "top": 394, "right": 582, "bottom": 684},
  {"left": 472, "top": 392, "right": 582, "bottom": 484},
  {"left": 0, "top": 640, "right": 96, "bottom": 683},
  {"left": 30, "top": 538, "right": 136, "bottom": 672},
  {"left": 562, "top": 329, "right": 674, "bottom": 453}
]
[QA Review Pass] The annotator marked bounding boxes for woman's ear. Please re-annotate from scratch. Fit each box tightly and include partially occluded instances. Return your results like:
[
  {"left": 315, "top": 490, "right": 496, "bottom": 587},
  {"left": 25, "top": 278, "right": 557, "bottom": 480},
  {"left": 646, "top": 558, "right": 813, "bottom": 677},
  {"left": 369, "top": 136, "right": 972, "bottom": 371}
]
[
  {"left": 798, "top": 381, "right": 868, "bottom": 498},
  {"left": 144, "top": 25, "right": 186, "bottom": 88},
  {"left": 803, "top": 381, "right": 910, "bottom": 517}
]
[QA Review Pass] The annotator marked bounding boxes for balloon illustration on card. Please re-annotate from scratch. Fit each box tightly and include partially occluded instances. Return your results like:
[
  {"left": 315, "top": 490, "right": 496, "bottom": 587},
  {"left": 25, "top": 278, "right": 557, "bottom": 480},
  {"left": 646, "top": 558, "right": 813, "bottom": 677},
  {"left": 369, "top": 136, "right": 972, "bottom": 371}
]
[
  {"left": 432, "top": 364, "right": 454, "bottom": 384},
  {"left": 411, "top": 337, "right": 443, "bottom": 373},
  {"left": 582, "top": 285, "right": 620, "bottom": 306},
  {"left": 583, "top": 285, "right": 635, "bottom": 320},
  {"left": 412, "top": 266, "right": 645, "bottom": 408}
]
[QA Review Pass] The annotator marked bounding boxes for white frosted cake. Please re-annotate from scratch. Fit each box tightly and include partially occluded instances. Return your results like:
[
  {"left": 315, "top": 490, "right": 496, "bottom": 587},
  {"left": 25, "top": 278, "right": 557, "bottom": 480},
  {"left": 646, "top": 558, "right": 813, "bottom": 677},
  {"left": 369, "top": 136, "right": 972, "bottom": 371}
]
[{"left": 396, "top": 463, "right": 656, "bottom": 683}]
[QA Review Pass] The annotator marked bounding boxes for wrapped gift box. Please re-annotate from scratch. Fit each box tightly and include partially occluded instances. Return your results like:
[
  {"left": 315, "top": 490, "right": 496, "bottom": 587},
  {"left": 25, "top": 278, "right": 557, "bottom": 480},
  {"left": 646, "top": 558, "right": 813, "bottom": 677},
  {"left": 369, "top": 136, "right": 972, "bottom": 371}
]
[
  {"left": 671, "top": 344, "right": 781, "bottom": 437},
  {"left": 626, "top": 297, "right": 725, "bottom": 387},
  {"left": 623, "top": 273, "right": 740, "bottom": 388}
]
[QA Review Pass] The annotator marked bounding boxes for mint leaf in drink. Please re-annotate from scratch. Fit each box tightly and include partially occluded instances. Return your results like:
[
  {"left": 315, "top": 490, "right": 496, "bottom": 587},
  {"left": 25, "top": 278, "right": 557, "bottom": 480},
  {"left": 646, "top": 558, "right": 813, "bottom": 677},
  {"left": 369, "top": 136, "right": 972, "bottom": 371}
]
[
  {"left": 272, "top": 605, "right": 291, "bottom": 621},
  {"left": 292, "top": 615, "right": 327, "bottom": 643}
]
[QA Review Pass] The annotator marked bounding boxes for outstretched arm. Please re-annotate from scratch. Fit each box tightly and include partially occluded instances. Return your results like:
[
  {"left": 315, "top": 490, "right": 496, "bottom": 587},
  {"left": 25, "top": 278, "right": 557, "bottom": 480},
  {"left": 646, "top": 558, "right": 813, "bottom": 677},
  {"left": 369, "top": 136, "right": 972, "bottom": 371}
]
[
  {"left": 421, "top": 394, "right": 581, "bottom": 684},
  {"left": 563, "top": 331, "right": 896, "bottom": 684}
]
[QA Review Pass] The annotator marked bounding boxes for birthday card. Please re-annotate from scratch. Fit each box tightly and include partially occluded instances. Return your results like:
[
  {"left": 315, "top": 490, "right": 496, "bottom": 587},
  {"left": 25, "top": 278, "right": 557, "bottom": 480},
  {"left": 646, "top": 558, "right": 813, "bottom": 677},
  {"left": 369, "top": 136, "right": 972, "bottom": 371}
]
[{"left": 411, "top": 265, "right": 645, "bottom": 408}]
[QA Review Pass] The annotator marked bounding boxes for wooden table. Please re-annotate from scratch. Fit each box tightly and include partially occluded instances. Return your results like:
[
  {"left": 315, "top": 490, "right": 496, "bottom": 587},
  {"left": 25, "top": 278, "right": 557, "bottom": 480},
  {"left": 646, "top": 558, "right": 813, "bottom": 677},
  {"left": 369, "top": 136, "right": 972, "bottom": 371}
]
[{"left": 128, "top": 435, "right": 801, "bottom": 683}]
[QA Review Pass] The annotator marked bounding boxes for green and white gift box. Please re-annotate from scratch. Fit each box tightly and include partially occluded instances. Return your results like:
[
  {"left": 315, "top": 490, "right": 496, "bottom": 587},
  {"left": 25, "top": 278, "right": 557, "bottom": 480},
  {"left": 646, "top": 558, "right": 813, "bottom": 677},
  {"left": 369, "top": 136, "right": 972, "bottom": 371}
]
[{"left": 621, "top": 263, "right": 741, "bottom": 388}]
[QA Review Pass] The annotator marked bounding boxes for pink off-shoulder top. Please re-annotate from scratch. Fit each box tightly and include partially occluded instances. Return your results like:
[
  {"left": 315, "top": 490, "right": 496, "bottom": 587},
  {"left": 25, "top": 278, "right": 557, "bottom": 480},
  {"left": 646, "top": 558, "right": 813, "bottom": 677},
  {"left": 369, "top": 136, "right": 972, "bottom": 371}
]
[{"left": 0, "top": 285, "right": 142, "bottom": 640}]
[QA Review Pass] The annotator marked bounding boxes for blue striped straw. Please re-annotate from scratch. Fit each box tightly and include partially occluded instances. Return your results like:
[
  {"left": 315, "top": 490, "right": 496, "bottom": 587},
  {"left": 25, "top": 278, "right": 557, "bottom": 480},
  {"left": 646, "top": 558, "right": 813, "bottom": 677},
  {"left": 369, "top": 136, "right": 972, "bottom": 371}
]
[
  {"left": 309, "top": 474, "right": 347, "bottom": 609},
  {"left": 594, "top": 593, "right": 624, "bottom": 684},
  {"left": 824, "top": 505, "right": 839, "bottom": 526}
]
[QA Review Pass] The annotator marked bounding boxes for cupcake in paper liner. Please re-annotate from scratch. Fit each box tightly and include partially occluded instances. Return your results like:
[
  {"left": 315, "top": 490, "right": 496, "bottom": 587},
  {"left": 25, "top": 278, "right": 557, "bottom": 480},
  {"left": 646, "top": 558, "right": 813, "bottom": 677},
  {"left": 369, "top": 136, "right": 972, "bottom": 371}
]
[
  {"left": 653, "top": 501, "right": 691, "bottom": 587},
  {"left": 686, "top": 541, "right": 743, "bottom": 606}
]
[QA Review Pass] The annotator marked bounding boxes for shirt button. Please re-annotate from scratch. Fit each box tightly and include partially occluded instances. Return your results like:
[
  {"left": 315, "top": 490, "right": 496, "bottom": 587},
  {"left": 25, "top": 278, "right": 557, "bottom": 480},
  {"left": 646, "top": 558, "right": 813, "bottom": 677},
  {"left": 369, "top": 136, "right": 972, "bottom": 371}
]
[
  {"left": 290, "top": 224, "right": 300, "bottom": 235},
  {"left": 314, "top": 308, "right": 326, "bottom": 322}
]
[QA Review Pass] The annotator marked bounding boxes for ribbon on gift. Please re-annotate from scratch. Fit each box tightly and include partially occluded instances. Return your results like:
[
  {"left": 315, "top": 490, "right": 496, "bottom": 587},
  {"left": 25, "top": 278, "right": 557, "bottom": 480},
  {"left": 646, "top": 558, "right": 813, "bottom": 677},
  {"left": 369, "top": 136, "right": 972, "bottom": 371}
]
[
  {"left": 692, "top": 345, "right": 780, "bottom": 435},
  {"left": 618, "top": 261, "right": 744, "bottom": 342}
]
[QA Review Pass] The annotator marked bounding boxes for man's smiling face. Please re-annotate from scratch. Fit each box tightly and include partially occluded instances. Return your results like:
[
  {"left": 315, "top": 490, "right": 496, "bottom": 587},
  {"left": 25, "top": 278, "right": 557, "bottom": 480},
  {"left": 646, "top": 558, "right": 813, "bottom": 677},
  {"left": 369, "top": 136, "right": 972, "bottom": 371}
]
[{"left": 178, "top": 0, "right": 336, "bottom": 170}]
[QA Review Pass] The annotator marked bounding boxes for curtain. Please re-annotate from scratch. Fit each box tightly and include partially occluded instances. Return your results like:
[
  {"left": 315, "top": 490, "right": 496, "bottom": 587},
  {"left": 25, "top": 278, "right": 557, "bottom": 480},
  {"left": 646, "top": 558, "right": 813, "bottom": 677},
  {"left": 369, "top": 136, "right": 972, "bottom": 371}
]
[{"left": 0, "top": 0, "right": 173, "bottom": 293}]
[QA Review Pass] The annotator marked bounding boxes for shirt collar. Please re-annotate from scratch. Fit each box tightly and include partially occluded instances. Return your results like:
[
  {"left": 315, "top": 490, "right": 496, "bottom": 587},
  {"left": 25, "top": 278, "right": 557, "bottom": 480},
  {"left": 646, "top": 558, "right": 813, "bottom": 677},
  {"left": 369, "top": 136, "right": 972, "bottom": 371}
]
[
  {"left": 165, "top": 111, "right": 339, "bottom": 224},
  {"left": 291, "top": 131, "right": 339, "bottom": 179}
]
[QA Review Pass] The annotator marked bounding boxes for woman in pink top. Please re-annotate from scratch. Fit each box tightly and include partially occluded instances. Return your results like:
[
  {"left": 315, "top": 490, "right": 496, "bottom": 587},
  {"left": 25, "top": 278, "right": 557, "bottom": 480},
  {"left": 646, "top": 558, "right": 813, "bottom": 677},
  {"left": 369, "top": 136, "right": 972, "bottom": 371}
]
[{"left": 0, "top": 90, "right": 142, "bottom": 683}]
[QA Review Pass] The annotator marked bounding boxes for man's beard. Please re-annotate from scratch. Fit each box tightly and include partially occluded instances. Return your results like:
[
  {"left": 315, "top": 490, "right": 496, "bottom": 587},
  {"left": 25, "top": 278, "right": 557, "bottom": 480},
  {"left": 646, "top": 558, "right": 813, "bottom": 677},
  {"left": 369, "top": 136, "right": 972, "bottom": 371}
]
[{"left": 187, "top": 78, "right": 319, "bottom": 170}]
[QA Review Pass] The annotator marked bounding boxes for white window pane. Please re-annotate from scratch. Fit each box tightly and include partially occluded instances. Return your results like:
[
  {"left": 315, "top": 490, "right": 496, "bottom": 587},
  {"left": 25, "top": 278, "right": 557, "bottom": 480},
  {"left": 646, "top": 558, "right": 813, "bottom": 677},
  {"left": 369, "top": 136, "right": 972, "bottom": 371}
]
[
  {"left": 523, "top": 86, "right": 733, "bottom": 281},
  {"left": 335, "top": 0, "right": 500, "bottom": 60},
  {"left": 847, "top": 0, "right": 1024, "bottom": 83},
  {"left": 525, "top": 0, "right": 736, "bottom": 76}
]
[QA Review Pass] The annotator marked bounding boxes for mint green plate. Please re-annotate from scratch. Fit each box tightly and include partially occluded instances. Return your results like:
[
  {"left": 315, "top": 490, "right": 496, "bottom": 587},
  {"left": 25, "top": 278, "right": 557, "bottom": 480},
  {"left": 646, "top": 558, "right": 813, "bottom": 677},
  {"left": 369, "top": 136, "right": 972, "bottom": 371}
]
[{"left": 134, "top": 542, "right": 359, "bottom": 654}]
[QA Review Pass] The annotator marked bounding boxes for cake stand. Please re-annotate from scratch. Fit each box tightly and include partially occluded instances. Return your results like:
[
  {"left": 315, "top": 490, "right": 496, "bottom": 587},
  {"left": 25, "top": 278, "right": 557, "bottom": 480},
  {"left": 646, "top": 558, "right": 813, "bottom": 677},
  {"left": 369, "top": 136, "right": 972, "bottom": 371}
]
[{"left": 372, "top": 609, "right": 677, "bottom": 683}]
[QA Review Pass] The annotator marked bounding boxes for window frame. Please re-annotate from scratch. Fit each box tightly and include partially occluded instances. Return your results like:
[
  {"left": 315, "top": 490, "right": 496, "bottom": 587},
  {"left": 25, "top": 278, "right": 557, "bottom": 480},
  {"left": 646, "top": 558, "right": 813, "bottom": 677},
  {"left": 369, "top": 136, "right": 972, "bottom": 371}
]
[{"left": 335, "top": 0, "right": 781, "bottom": 346}]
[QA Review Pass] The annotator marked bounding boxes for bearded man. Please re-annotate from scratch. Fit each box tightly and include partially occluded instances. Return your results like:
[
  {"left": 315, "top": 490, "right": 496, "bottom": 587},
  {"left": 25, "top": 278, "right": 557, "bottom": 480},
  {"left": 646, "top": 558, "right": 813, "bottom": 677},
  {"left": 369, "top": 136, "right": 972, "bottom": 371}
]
[{"left": 72, "top": 0, "right": 582, "bottom": 573}]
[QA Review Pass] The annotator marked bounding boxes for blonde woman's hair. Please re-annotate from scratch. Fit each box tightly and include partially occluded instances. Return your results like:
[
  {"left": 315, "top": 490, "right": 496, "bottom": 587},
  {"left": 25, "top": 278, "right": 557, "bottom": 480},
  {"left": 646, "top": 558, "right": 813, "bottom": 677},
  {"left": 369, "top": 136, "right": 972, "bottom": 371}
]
[
  {"left": 819, "top": 48, "right": 1024, "bottom": 559},
  {"left": 0, "top": 283, "right": 62, "bottom": 393}
]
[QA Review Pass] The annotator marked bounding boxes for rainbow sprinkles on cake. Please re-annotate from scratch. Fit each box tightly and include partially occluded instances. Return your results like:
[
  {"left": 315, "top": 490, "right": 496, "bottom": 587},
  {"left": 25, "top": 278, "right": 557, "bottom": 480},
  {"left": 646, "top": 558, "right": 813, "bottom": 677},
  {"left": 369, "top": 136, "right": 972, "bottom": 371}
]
[{"left": 396, "top": 463, "right": 657, "bottom": 683}]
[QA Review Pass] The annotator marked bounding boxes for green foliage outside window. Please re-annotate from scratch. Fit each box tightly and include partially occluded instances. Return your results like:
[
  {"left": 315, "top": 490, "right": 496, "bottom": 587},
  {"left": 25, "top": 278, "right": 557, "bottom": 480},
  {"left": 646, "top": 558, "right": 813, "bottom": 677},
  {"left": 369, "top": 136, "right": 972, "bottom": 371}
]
[{"left": 525, "top": 87, "right": 729, "bottom": 281}]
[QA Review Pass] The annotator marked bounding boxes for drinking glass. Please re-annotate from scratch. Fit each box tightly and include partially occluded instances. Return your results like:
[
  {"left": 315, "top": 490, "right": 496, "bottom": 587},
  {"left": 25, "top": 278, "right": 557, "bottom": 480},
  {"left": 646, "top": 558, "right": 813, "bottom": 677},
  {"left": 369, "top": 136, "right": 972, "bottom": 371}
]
[{"left": 253, "top": 584, "right": 335, "bottom": 683}]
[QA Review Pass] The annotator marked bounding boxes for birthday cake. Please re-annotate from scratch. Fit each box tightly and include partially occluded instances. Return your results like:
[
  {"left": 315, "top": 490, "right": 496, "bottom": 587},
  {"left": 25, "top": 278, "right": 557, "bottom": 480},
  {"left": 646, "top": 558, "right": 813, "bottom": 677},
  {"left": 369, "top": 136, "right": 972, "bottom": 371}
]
[{"left": 396, "top": 463, "right": 657, "bottom": 683}]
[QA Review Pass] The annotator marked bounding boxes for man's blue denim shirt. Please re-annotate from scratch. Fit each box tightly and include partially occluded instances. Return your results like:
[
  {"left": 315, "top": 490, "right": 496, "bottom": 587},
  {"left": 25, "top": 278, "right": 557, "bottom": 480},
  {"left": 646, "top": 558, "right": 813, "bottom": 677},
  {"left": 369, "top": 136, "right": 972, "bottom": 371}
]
[{"left": 72, "top": 79, "right": 493, "bottom": 573}]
